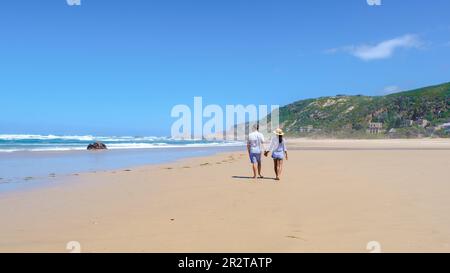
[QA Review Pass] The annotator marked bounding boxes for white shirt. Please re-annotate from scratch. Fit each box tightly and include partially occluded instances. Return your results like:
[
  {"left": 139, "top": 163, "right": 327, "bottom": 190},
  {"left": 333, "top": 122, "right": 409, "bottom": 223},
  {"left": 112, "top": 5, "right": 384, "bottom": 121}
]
[
  {"left": 247, "top": 131, "right": 265, "bottom": 154},
  {"left": 268, "top": 137, "right": 287, "bottom": 153}
]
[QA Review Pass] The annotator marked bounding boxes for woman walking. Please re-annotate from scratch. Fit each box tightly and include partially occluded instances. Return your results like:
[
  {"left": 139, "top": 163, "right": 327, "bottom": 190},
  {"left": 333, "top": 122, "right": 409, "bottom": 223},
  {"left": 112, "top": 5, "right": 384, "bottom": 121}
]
[{"left": 266, "top": 128, "right": 288, "bottom": 181}]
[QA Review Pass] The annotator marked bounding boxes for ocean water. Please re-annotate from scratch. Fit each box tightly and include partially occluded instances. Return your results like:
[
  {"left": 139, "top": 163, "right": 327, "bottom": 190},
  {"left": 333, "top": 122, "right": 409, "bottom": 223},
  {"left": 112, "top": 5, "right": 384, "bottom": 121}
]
[
  {"left": 0, "top": 134, "right": 240, "bottom": 152},
  {"left": 0, "top": 135, "right": 244, "bottom": 192}
]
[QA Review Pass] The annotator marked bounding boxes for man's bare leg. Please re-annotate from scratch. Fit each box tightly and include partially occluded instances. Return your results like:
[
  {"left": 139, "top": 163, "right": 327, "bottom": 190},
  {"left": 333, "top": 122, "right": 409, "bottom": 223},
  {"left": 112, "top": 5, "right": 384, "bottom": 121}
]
[{"left": 257, "top": 160, "right": 264, "bottom": 178}]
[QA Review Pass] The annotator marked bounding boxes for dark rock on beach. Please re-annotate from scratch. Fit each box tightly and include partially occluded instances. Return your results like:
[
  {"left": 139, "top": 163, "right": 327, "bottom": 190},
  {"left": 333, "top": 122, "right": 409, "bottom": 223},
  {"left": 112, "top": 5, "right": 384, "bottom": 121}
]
[{"left": 87, "top": 142, "right": 108, "bottom": 150}]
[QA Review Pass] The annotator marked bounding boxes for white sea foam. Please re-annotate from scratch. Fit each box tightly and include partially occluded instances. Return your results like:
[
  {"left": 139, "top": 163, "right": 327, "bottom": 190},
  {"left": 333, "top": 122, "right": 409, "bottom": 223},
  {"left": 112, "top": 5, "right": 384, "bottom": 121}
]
[
  {"left": 0, "top": 135, "right": 244, "bottom": 152},
  {"left": 103, "top": 141, "right": 243, "bottom": 150}
]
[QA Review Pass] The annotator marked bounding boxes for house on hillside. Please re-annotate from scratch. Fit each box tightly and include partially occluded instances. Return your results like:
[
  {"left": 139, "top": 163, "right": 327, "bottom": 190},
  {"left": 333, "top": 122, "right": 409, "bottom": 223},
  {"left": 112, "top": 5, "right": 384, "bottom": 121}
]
[
  {"left": 367, "top": 122, "right": 383, "bottom": 134},
  {"left": 299, "top": 125, "right": 314, "bottom": 133}
]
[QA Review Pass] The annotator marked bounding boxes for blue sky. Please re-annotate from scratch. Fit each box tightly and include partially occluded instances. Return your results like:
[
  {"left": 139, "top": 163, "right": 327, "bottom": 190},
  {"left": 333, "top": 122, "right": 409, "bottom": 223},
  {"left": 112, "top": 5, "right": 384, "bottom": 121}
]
[{"left": 0, "top": 0, "right": 449, "bottom": 136}]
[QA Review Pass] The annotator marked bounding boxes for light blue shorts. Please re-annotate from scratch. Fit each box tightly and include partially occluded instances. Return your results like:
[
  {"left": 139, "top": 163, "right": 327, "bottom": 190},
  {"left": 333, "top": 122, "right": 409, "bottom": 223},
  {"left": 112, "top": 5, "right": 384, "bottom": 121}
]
[
  {"left": 249, "top": 153, "right": 261, "bottom": 164},
  {"left": 272, "top": 151, "right": 285, "bottom": 160}
]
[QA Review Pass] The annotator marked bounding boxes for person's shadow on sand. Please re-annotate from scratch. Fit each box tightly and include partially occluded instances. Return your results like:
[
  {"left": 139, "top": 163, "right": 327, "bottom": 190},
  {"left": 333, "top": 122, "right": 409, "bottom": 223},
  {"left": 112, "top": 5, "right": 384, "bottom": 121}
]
[{"left": 232, "top": 176, "right": 275, "bottom": 181}]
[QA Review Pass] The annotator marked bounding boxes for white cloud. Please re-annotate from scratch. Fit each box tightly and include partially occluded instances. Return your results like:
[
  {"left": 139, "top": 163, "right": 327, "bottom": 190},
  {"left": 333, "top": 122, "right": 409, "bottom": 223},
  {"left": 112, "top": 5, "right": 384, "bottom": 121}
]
[
  {"left": 327, "top": 34, "right": 422, "bottom": 61},
  {"left": 382, "top": 85, "right": 402, "bottom": 95}
]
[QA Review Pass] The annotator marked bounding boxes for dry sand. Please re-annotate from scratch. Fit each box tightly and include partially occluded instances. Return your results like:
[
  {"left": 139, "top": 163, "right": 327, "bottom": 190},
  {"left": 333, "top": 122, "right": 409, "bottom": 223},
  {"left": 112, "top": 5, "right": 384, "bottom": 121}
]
[{"left": 1, "top": 139, "right": 450, "bottom": 253}]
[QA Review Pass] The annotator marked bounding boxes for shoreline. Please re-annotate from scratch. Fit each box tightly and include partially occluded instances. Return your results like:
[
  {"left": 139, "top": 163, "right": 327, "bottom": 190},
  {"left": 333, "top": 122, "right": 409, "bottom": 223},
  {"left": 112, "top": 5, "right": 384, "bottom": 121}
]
[
  {"left": 0, "top": 145, "right": 244, "bottom": 192},
  {"left": 2, "top": 138, "right": 448, "bottom": 193},
  {"left": 1, "top": 138, "right": 450, "bottom": 252},
  {"left": 0, "top": 149, "right": 244, "bottom": 196}
]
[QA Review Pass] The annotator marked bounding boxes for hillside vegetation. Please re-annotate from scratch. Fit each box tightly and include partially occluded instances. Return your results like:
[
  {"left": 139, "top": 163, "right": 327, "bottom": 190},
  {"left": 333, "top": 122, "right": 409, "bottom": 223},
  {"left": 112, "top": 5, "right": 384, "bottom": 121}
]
[{"left": 279, "top": 82, "right": 450, "bottom": 138}]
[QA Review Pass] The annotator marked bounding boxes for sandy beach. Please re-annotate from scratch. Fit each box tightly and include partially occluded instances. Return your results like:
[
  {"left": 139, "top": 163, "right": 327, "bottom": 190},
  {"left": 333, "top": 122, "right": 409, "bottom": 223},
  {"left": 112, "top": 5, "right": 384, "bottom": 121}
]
[{"left": 1, "top": 139, "right": 450, "bottom": 253}]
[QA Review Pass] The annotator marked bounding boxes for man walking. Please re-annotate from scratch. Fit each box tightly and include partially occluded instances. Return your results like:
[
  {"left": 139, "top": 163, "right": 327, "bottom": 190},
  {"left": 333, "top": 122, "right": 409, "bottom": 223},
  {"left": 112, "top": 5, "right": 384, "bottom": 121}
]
[{"left": 247, "top": 124, "right": 265, "bottom": 179}]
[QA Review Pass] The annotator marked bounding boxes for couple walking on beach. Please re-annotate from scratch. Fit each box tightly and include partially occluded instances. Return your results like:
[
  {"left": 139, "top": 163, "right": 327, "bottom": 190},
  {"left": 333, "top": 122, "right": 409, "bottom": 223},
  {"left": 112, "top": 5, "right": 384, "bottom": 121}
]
[{"left": 247, "top": 124, "right": 288, "bottom": 181}]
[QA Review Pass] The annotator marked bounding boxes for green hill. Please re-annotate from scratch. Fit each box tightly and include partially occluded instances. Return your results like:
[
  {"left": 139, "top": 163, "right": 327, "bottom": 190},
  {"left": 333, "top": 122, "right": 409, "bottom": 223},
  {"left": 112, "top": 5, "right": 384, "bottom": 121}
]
[{"left": 278, "top": 82, "right": 450, "bottom": 138}]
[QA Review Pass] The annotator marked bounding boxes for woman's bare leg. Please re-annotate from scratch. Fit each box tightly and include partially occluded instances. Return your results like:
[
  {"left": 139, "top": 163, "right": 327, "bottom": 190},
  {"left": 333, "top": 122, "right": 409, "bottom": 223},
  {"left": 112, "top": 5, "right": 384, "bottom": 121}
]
[
  {"left": 274, "top": 159, "right": 280, "bottom": 180},
  {"left": 273, "top": 159, "right": 278, "bottom": 179},
  {"left": 277, "top": 159, "right": 284, "bottom": 179}
]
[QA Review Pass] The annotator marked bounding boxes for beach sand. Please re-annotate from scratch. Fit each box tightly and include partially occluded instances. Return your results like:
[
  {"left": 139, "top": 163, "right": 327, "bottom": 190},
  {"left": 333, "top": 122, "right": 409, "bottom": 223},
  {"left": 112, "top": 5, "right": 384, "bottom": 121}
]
[{"left": 1, "top": 139, "right": 450, "bottom": 253}]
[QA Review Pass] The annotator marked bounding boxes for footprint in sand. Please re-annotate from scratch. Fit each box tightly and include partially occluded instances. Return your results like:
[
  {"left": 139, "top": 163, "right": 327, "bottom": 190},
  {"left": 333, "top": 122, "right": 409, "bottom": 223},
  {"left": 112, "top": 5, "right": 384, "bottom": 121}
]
[
  {"left": 286, "top": 235, "right": 304, "bottom": 240},
  {"left": 123, "top": 169, "right": 132, "bottom": 172},
  {"left": 182, "top": 166, "right": 191, "bottom": 169},
  {"left": 164, "top": 167, "right": 173, "bottom": 170},
  {"left": 286, "top": 230, "right": 306, "bottom": 241},
  {"left": 200, "top": 163, "right": 210, "bottom": 166}
]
